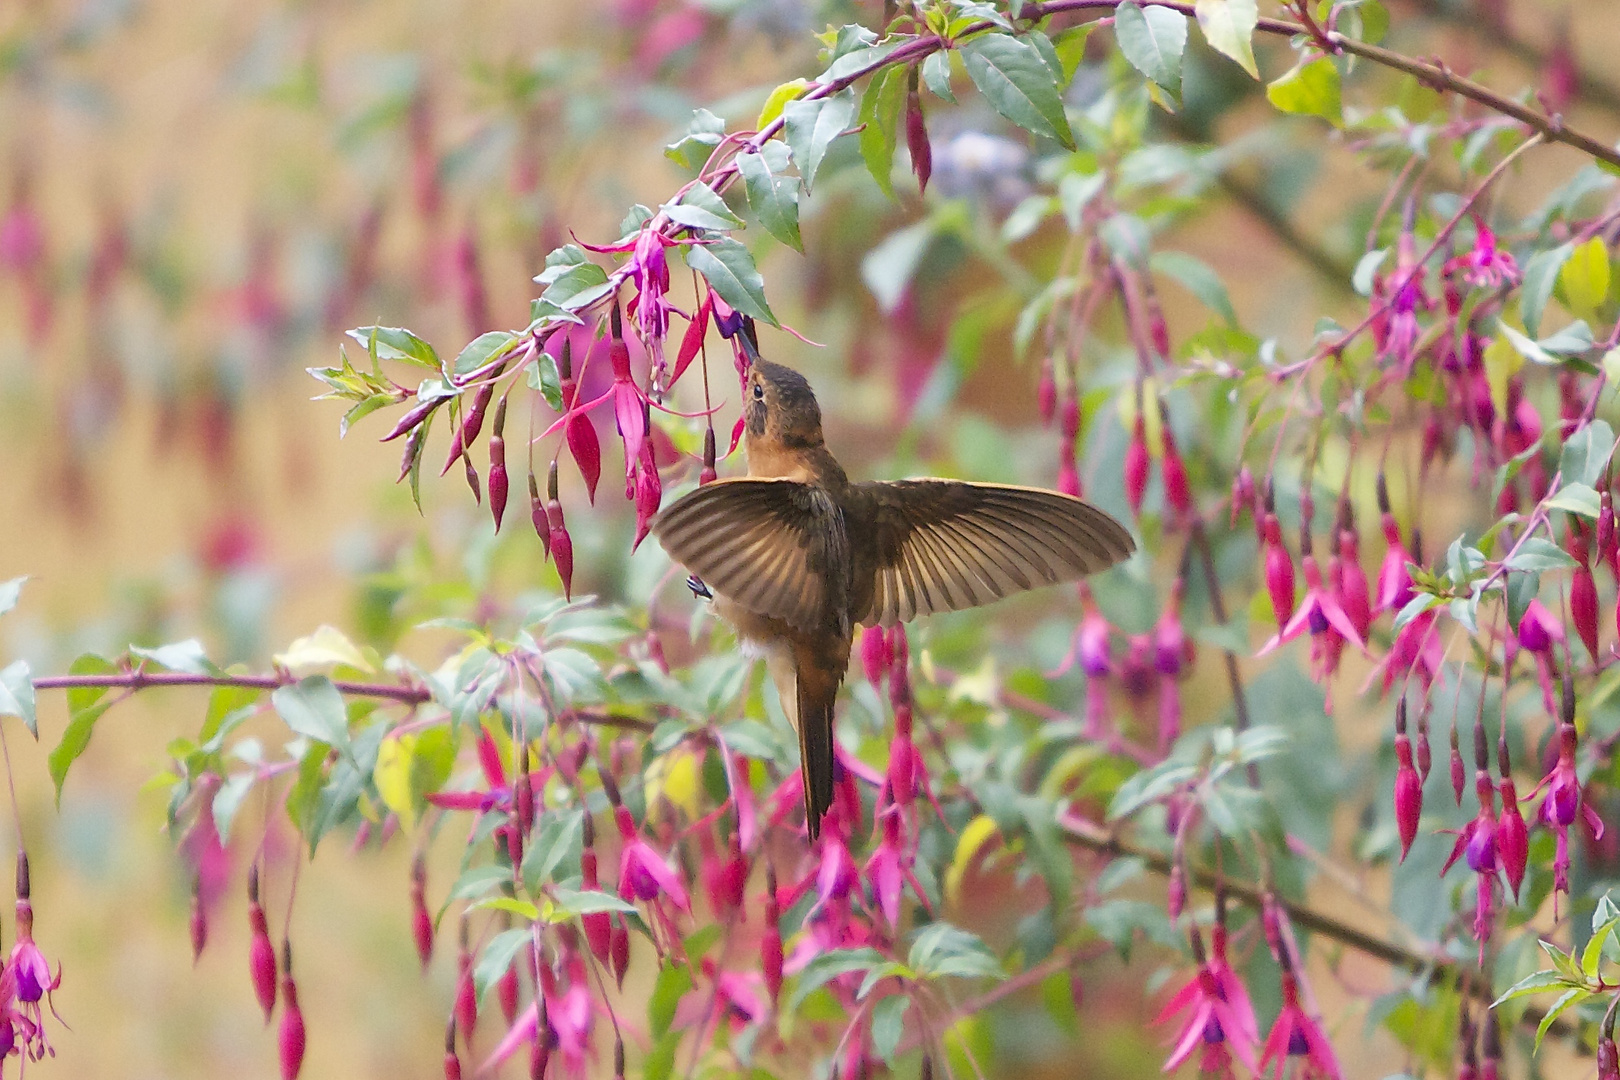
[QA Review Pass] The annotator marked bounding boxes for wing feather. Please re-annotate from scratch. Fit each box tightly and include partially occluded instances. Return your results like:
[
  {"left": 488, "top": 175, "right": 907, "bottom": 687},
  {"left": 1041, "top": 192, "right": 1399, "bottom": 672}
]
[{"left": 854, "top": 481, "right": 1133, "bottom": 627}]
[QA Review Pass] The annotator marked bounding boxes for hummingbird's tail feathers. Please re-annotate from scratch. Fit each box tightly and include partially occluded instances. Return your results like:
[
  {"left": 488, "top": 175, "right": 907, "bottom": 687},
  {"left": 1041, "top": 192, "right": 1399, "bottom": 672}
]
[{"left": 796, "top": 660, "right": 840, "bottom": 842}]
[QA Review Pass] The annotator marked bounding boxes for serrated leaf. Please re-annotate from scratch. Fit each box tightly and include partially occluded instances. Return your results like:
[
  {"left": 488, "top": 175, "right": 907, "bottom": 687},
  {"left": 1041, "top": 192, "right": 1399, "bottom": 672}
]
[
  {"left": 1266, "top": 56, "right": 1342, "bottom": 125},
  {"left": 1195, "top": 0, "right": 1259, "bottom": 78},
  {"left": 735, "top": 146, "right": 802, "bottom": 252},
  {"left": 783, "top": 91, "right": 855, "bottom": 192},
  {"left": 857, "top": 64, "right": 907, "bottom": 199},
  {"left": 1114, "top": 2, "right": 1186, "bottom": 97},
  {"left": 1536, "top": 987, "right": 1591, "bottom": 1051},
  {"left": 685, "top": 238, "right": 777, "bottom": 325},
  {"left": 1490, "top": 967, "right": 1576, "bottom": 1007},
  {"left": 960, "top": 33, "right": 1076, "bottom": 149},
  {"left": 662, "top": 181, "right": 745, "bottom": 232}
]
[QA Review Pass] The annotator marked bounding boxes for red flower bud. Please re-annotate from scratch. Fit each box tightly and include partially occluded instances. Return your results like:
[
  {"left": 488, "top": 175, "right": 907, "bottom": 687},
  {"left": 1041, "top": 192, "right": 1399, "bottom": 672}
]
[
  {"left": 445, "top": 1020, "right": 462, "bottom": 1080},
  {"left": 1600, "top": 490, "right": 1618, "bottom": 575},
  {"left": 860, "top": 625, "right": 890, "bottom": 689},
  {"left": 904, "top": 71, "right": 931, "bottom": 193},
  {"left": 1572, "top": 535, "right": 1600, "bottom": 658},
  {"left": 279, "top": 943, "right": 306, "bottom": 1080},
  {"left": 1395, "top": 700, "right": 1421, "bottom": 861},
  {"left": 1160, "top": 428, "right": 1191, "bottom": 521},
  {"left": 463, "top": 455, "right": 482, "bottom": 504},
  {"left": 1599, "top": 1036, "right": 1619, "bottom": 1080},
  {"left": 1124, "top": 413, "right": 1150, "bottom": 515},
  {"left": 412, "top": 855, "right": 434, "bottom": 970},
  {"left": 455, "top": 927, "right": 477, "bottom": 1043},
  {"left": 529, "top": 470, "right": 549, "bottom": 557},
  {"left": 1038, "top": 362, "right": 1057, "bottom": 426},
  {"left": 761, "top": 922, "right": 782, "bottom": 1007},
  {"left": 248, "top": 869, "right": 278, "bottom": 1023},
  {"left": 581, "top": 846, "right": 612, "bottom": 965},
  {"left": 610, "top": 918, "right": 630, "bottom": 990},
  {"left": 1166, "top": 864, "right": 1185, "bottom": 922},
  {"left": 1262, "top": 513, "right": 1296, "bottom": 629},
  {"left": 1450, "top": 725, "right": 1466, "bottom": 807},
  {"left": 1497, "top": 775, "right": 1528, "bottom": 901},
  {"left": 190, "top": 882, "right": 208, "bottom": 963},
  {"left": 488, "top": 396, "right": 510, "bottom": 530},
  {"left": 546, "top": 461, "right": 573, "bottom": 599},
  {"left": 498, "top": 961, "right": 520, "bottom": 1025},
  {"left": 1057, "top": 454, "right": 1081, "bottom": 498}
]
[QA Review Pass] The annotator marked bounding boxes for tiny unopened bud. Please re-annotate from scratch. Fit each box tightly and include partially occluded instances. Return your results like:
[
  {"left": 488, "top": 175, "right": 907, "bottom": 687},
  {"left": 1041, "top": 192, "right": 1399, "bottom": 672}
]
[
  {"left": 444, "top": 1019, "right": 462, "bottom": 1080},
  {"left": 1599, "top": 1036, "right": 1619, "bottom": 1080},
  {"left": 1573, "top": 538, "right": 1600, "bottom": 658},
  {"left": 546, "top": 461, "right": 573, "bottom": 599},
  {"left": 1450, "top": 725, "right": 1465, "bottom": 806},
  {"left": 610, "top": 917, "right": 630, "bottom": 990},
  {"left": 190, "top": 879, "right": 208, "bottom": 963},
  {"left": 412, "top": 855, "right": 433, "bottom": 970},
  {"left": 489, "top": 424, "right": 509, "bottom": 531},
  {"left": 248, "top": 894, "right": 278, "bottom": 1020},
  {"left": 1124, "top": 413, "right": 1150, "bottom": 515}
]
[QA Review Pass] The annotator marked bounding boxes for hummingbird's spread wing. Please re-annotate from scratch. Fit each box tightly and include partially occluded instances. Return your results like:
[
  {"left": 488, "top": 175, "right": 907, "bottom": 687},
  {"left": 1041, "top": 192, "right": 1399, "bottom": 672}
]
[
  {"left": 852, "top": 481, "right": 1134, "bottom": 627},
  {"left": 651, "top": 478, "right": 849, "bottom": 634}
]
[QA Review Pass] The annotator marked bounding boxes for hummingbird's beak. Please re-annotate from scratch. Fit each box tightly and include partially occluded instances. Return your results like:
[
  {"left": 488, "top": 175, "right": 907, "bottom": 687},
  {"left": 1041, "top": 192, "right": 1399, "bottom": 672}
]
[{"left": 736, "top": 317, "right": 762, "bottom": 368}]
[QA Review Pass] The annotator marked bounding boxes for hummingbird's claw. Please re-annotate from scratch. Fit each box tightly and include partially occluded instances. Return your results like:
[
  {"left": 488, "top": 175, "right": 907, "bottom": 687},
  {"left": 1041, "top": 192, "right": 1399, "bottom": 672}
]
[{"left": 686, "top": 574, "right": 713, "bottom": 601}]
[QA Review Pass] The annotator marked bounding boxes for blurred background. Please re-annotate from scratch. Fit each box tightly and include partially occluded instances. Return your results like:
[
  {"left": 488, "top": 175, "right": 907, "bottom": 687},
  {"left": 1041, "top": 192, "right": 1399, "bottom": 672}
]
[{"left": 0, "top": 0, "right": 1617, "bottom": 1076}]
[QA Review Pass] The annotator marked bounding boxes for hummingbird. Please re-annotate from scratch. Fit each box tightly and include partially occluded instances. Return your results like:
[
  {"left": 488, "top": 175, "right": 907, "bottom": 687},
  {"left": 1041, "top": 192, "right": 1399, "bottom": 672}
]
[{"left": 652, "top": 350, "right": 1134, "bottom": 839}]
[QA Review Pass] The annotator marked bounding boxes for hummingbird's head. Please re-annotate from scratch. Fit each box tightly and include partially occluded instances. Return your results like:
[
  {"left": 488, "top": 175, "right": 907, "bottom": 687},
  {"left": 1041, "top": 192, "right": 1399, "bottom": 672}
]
[{"left": 746, "top": 358, "right": 823, "bottom": 448}]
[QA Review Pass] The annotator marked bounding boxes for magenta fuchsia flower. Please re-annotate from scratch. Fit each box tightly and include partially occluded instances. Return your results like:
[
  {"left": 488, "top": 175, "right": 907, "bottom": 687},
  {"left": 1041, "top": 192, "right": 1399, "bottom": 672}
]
[
  {"left": 1511, "top": 599, "right": 1565, "bottom": 715},
  {"left": 1260, "top": 512, "right": 1296, "bottom": 630},
  {"left": 1124, "top": 412, "right": 1150, "bottom": 516},
  {"left": 1258, "top": 544, "right": 1366, "bottom": 682},
  {"left": 1530, "top": 711, "right": 1605, "bottom": 916},
  {"left": 1155, "top": 928, "right": 1259, "bottom": 1076},
  {"left": 860, "top": 624, "right": 891, "bottom": 690},
  {"left": 1446, "top": 218, "right": 1519, "bottom": 290},
  {"left": 1335, "top": 518, "right": 1372, "bottom": 642},
  {"left": 279, "top": 943, "right": 306, "bottom": 1080},
  {"left": 1441, "top": 731, "right": 1500, "bottom": 963},
  {"left": 1259, "top": 971, "right": 1341, "bottom": 1079},
  {"left": 1571, "top": 534, "right": 1601, "bottom": 658},
  {"left": 614, "top": 804, "right": 691, "bottom": 912},
  {"left": 1394, "top": 700, "right": 1422, "bottom": 862},
  {"left": 673, "top": 958, "right": 769, "bottom": 1032}
]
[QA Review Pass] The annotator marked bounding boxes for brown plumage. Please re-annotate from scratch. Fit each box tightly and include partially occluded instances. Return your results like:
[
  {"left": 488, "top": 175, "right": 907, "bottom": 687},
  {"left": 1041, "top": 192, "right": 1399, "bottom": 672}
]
[{"left": 652, "top": 355, "right": 1134, "bottom": 839}]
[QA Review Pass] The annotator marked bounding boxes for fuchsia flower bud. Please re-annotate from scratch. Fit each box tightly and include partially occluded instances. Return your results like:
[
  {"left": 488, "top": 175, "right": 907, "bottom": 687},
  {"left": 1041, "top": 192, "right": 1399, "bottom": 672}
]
[
  {"left": 1572, "top": 534, "right": 1601, "bottom": 658},
  {"left": 1230, "top": 465, "right": 1255, "bottom": 528},
  {"left": 556, "top": 340, "right": 602, "bottom": 504},
  {"left": 411, "top": 855, "right": 434, "bottom": 970},
  {"left": 1158, "top": 405, "right": 1191, "bottom": 522},
  {"left": 1337, "top": 508, "right": 1372, "bottom": 641},
  {"left": 1375, "top": 475, "right": 1415, "bottom": 613},
  {"left": 860, "top": 625, "right": 891, "bottom": 689},
  {"left": 1496, "top": 735, "right": 1528, "bottom": 901},
  {"left": 498, "top": 954, "right": 520, "bottom": 1026},
  {"left": 699, "top": 427, "right": 717, "bottom": 487},
  {"left": 1124, "top": 412, "right": 1150, "bottom": 516},
  {"left": 1261, "top": 510, "right": 1296, "bottom": 630},
  {"left": 632, "top": 438, "right": 663, "bottom": 550},
  {"left": 1599, "top": 489, "right": 1618, "bottom": 576},
  {"left": 248, "top": 866, "right": 278, "bottom": 1023},
  {"left": 1600, "top": 1034, "right": 1619, "bottom": 1080},
  {"left": 191, "top": 881, "right": 208, "bottom": 963},
  {"left": 1449, "top": 723, "right": 1466, "bottom": 807},
  {"left": 761, "top": 868, "right": 783, "bottom": 1007},
  {"left": 580, "top": 815, "right": 612, "bottom": 966},
  {"left": 610, "top": 918, "right": 630, "bottom": 990},
  {"left": 1058, "top": 391, "right": 1084, "bottom": 499},
  {"left": 444, "top": 1021, "right": 462, "bottom": 1080},
  {"left": 904, "top": 71, "right": 931, "bottom": 193},
  {"left": 546, "top": 461, "right": 574, "bottom": 599},
  {"left": 1394, "top": 700, "right": 1422, "bottom": 862},
  {"left": 279, "top": 941, "right": 306, "bottom": 1080},
  {"left": 488, "top": 396, "right": 509, "bottom": 529},
  {"left": 1038, "top": 361, "right": 1057, "bottom": 426}
]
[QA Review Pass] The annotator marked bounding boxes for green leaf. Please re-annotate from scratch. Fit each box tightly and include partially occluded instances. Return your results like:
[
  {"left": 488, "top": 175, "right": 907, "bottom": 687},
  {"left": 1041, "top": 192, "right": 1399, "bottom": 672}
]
[
  {"left": 664, "top": 108, "right": 727, "bottom": 171},
  {"left": 907, "top": 923, "right": 1002, "bottom": 980},
  {"left": 862, "top": 219, "right": 935, "bottom": 314},
  {"left": 685, "top": 238, "right": 777, "bottom": 325},
  {"left": 547, "top": 887, "right": 637, "bottom": 918},
  {"left": 662, "top": 181, "right": 745, "bottom": 232},
  {"left": 788, "top": 947, "right": 885, "bottom": 1011},
  {"left": 1266, "top": 56, "right": 1342, "bottom": 125},
  {"left": 528, "top": 351, "right": 563, "bottom": 411},
  {"left": 1521, "top": 242, "right": 1573, "bottom": 337},
  {"left": 1113, "top": 2, "right": 1187, "bottom": 97},
  {"left": 453, "top": 331, "right": 519, "bottom": 377},
  {"left": 1195, "top": 0, "right": 1260, "bottom": 79},
  {"left": 271, "top": 676, "right": 351, "bottom": 750},
  {"left": 1491, "top": 967, "right": 1575, "bottom": 1007},
  {"left": 1582, "top": 914, "right": 1620, "bottom": 977},
  {"left": 1051, "top": 23, "right": 1096, "bottom": 85},
  {"left": 130, "top": 639, "right": 216, "bottom": 676},
  {"left": 1506, "top": 571, "right": 1538, "bottom": 632},
  {"left": 521, "top": 806, "right": 583, "bottom": 894},
  {"left": 0, "top": 577, "right": 23, "bottom": 617},
  {"left": 650, "top": 963, "right": 695, "bottom": 1039},
  {"left": 857, "top": 64, "right": 908, "bottom": 199},
  {"left": 1560, "top": 236, "right": 1612, "bottom": 318},
  {"left": 1559, "top": 420, "right": 1616, "bottom": 488},
  {"left": 1506, "top": 537, "right": 1578, "bottom": 573},
  {"left": 48, "top": 653, "right": 118, "bottom": 803},
  {"left": 539, "top": 262, "right": 613, "bottom": 313},
  {"left": 1151, "top": 251, "right": 1236, "bottom": 325},
  {"left": 212, "top": 771, "right": 256, "bottom": 843},
  {"left": 922, "top": 50, "right": 956, "bottom": 102},
  {"left": 0, "top": 661, "right": 35, "bottom": 737},
  {"left": 960, "top": 33, "right": 1076, "bottom": 149},
  {"left": 782, "top": 90, "right": 855, "bottom": 192},
  {"left": 1546, "top": 482, "right": 1601, "bottom": 519},
  {"left": 1535, "top": 987, "right": 1591, "bottom": 1051},
  {"left": 346, "top": 326, "right": 440, "bottom": 369},
  {"left": 474, "top": 928, "right": 531, "bottom": 1004},
  {"left": 871, "top": 996, "right": 910, "bottom": 1064},
  {"left": 736, "top": 143, "right": 803, "bottom": 252}
]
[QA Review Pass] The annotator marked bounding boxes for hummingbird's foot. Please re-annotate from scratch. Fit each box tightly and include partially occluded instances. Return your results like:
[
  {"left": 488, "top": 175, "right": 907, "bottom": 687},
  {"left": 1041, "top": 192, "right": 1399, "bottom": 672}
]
[{"left": 686, "top": 574, "right": 713, "bottom": 601}]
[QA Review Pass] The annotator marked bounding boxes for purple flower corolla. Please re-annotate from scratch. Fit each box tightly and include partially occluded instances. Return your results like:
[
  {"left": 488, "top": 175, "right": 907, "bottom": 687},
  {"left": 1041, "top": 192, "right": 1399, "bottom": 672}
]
[
  {"left": 615, "top": 805, "right": 691, "bottom": 912},
  {"left": 1155, "top": 929, "right": 1258, "bottom": 1076},
  {"left": 1530, "top": 718, "right": 1605, "bottom": 917},
  {"left": 1446, "top": 218, "right": 1518, "bottom": 290}
]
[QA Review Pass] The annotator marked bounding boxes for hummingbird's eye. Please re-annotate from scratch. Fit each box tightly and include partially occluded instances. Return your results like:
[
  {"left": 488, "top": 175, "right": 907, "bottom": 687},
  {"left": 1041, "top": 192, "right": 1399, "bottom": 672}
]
[{"left": 752, "top": 384, "right": 765, "bottom": 400}]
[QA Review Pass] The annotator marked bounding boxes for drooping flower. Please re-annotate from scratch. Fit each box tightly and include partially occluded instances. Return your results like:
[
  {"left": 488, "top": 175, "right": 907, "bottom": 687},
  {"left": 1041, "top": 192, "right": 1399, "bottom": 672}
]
[
  {"left": 1446, "top": 217, "right": 1518, "bottom": 290},
  {"left": 615, "top": 805, "right": 691, "bottom": 912},
  {"left": 1530, "top": 682, "right": 1605, "bottom": 916},
  {"left": 1258, "top": 971, "right": 1341, "bottom": 1079},
  {"left": 1154, "top": 928, "right": 1259, "bottom": 1076},
  {"left": 1441, "top": 725, "right": 1500, "bottom": 963}
]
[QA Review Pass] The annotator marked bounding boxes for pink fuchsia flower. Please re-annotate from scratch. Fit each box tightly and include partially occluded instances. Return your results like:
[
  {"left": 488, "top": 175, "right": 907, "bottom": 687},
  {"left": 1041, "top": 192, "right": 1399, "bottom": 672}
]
[
  {"left": 1260, "top": 510, "right": 1297, "bottom": 631},
  {"left": 1441, "top": 727, "right": 1500, "bottom": 963},
  {"left": 1571, "top": 534, "right": 1601, "bottom": 658},
  {"left": 1374, "top": 476, "right": 1415, "bottom": 614},
  {"left": 614, "top": 805, "right": 691, "bottom": 912},
  {"left": 1446, "top": 217, "right": 1519, "bottom": 290},
  {"left": 1530, "top": 691, "right": 1605, "bottom": 917},
  {"left": 279, "top": 942, "right": 306, "bottom": 1080},
  {"left": 673, "top": 958, "right": 769, "bottom": 1032},
  {"left": 1155, "top": 928, "right": 1259, "bottom": 1076},
  {"left": 1335, "top": 512, "right": 1372, "bottom": 642},
  {"left": 1496, "top": 736, "right": 1529, "bottom": 902},
  {"left": 1512, "top": 599, "right": 1565, "bottom": 715},
  {"left": 247, "top": 866, "right": 278, "bottom": 1023},
  {"left": 1259, "top": 971, "right": 1341, "bottom": 1079},
  {"left": 1258, "top": 537, "right": 1366, "bottom": 663}
]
